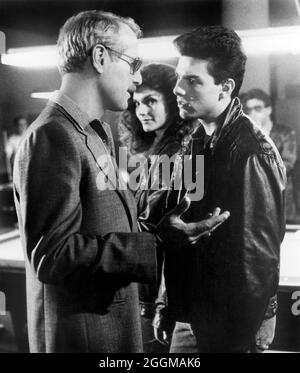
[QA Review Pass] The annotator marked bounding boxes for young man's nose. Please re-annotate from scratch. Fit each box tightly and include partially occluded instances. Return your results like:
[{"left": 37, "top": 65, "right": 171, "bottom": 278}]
[{"left": 173, "top": 80, "right": 186, "bottom": 96}]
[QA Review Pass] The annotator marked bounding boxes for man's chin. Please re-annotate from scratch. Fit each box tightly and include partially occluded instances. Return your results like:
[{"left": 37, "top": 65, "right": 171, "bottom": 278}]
[
  {"left": 179, "top": 109, "right": 195, "bottom": 119},
  {"left": 110, "top": 101, "right": 128, "bottom": 112}
]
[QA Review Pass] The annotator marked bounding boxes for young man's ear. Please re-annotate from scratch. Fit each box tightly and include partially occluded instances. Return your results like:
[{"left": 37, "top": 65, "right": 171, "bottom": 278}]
[
  {"left": 91, "top": 44, "right": 106, "bottom": 74},
  {"left": 221, "top": 79, "right": 235, "bottom": 98}
]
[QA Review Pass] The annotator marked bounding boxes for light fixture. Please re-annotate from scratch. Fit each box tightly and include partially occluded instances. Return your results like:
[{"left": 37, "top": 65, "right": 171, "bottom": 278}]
[
  {"left": 4, "top": 26, "right": 300, "bottom": 69},
  {"left": 138, "top": 36, "right": 179, "bottom": 60},
  {"left": 239, "top": 26, "right": 300, "bottom": 55},
  {"left": 31, "top": 91, "right": 54, "bottom": 99},
  {"left": 1, "top": 45, "right": 57, "bottom": 68}
]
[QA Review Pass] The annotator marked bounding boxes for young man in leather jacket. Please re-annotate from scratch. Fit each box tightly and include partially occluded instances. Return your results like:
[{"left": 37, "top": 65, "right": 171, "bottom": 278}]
[{"left": 154, "top": 25, "right": 286, "bottom": 353}]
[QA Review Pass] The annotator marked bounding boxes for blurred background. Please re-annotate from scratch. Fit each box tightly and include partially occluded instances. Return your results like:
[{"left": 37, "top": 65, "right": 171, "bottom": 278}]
[{"left": 0, "top": 0, "right": 299, "bottom": 353}]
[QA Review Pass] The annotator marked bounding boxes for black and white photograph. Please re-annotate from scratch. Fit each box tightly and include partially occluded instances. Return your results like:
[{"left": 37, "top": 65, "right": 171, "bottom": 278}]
[{"left": 0, "top": 0, "right": 299, "bottom": 357}]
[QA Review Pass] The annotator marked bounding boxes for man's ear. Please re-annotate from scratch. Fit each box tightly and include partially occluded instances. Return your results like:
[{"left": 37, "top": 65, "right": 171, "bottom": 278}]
[
  {"left": 222, "top": 78, "right": 235, "bottom": 98},
  {"left": 91, "top": 44, "right": 106, "bottom": 74}
]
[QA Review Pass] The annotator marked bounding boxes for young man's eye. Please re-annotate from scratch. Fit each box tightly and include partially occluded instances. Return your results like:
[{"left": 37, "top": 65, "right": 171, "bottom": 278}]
[
  {"left": 188, "top": 78, "right": 197, "bottom": 85},
  {"left": 146, "top": 98, "right": 156, "bottom": 106}
]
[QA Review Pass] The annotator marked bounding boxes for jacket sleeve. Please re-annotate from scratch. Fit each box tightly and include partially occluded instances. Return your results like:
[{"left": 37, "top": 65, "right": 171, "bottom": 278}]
[
  {"left": 13, "top": 122, "right": 158, "bottom": 286},
  {"left": 227, "top": 151, "right": 286, "bottom": 345}
]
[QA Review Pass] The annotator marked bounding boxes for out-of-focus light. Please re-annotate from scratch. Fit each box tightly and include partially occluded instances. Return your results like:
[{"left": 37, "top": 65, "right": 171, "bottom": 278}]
[
  {"left": 139, "top": 36, "right": 179, "bottom": 60},
  {"left": 2, "top": 26, "right": 300, "bottom": 69},
  {"left": 31, "top": 91, "right": 54, "bottom": 99},
  {"left": 239, "top": 26, "right": 300, "bottom": 55},
  {"left": 1, "top": 45, "right": 57, "bottom": 68}
]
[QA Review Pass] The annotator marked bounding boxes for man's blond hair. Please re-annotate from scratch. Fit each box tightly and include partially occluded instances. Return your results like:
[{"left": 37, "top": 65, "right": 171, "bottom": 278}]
[{"left": 57, "top": 10, "right": 142, "bottom": 74}]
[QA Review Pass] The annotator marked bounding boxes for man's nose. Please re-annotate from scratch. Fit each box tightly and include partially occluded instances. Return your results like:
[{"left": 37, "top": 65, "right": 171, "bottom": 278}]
[
  {"left": 173, "top": 79, "right": 186, "bottom": 96},
  {"left": 133, "top": 69, "right": 142, "bottom": 86}
]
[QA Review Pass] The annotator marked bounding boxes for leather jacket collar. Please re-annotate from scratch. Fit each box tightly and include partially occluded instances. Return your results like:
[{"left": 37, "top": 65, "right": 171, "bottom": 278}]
[{"left": 209, "top": 97, "right": 243, "bottom": 151}]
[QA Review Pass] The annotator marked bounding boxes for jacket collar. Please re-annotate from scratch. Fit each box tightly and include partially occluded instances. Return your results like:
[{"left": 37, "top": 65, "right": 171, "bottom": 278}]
[
  {"left": 50, "top": 90, "right": 91, "bottom": 130},
  {"left": 209, "top": 97, "right": 243, "bottom": 150}
]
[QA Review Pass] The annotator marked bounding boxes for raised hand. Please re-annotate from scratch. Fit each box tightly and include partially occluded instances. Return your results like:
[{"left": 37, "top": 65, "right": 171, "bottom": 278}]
[{"left": 156, "top": 196, "right": 230, "bottom": 246}]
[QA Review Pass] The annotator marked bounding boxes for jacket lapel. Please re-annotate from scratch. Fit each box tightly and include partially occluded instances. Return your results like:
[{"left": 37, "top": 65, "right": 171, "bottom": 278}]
[{"left": 54, "top": 104, "right": 137, "bottom": 230}]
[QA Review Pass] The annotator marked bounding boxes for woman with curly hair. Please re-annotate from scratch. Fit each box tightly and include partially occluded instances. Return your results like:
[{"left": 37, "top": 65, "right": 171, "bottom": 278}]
[
  {"left": 119, "top": 63, "right": 197, "bottom": 353},
  {"left": 119, "top": 63, "right": 196, "bottom": 221}
]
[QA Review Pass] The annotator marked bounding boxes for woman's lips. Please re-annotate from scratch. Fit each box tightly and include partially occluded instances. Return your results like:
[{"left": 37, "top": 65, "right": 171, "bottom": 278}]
[{"left": 141, "top": 119, "right": 153, "bottom": 124}]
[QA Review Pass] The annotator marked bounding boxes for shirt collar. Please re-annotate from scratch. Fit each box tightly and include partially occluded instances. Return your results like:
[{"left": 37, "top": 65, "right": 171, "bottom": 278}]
[{"left": 50, "top": 90, "right": 91, "bottom": 130}]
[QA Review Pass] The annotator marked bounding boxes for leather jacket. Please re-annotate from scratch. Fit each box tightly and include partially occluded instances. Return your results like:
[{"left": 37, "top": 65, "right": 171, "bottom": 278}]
[
  {"left": 163, "top": 98, "right": 286, "bottom": 351},
  {"left": 135, "top": 129, "right": 183, "bottom": 307}
]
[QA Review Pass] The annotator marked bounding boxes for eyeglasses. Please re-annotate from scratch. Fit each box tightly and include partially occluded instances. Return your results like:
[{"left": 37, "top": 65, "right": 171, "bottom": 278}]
[
  {"left": 89, "top": 44, "right": 142, "bottom": 75},
  {"left": 244, "top": 105, "right": 265, "bottom": 114},
  {"left": 105, "top": 45, "right": 142, "bottom": 74}
]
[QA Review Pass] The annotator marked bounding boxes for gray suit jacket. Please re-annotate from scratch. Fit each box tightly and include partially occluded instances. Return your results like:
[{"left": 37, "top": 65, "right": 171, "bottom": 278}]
[{"left": 13, "top": 101, "right": 158, "bottom": 352}]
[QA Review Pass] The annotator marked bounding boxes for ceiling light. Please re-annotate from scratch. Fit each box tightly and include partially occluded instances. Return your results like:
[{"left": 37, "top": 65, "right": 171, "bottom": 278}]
[{"left": 5, "top": 26, "right": 300, "bottom": 69}]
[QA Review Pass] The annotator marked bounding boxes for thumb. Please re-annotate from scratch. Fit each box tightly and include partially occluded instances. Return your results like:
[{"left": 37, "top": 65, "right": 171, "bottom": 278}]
[{"left": 170, "top": 196, "right": 191, "bottom": 218}]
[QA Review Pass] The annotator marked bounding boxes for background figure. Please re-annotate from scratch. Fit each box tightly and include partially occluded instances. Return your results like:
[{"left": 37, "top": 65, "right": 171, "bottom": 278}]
[
  {"left": 120, "top": 63, "right": 196, "bottom": 352},
  {"left": 241, "top": 88, "right": 297, "bottom": 223},
  {"left": 5, "top": 116, "right": 28, "bottom": 179}
]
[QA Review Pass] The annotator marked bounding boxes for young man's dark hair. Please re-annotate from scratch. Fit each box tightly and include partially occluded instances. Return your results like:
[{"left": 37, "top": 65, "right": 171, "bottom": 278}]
[{"left": 174, "top": 25, "right": 247, "bottom": 97}]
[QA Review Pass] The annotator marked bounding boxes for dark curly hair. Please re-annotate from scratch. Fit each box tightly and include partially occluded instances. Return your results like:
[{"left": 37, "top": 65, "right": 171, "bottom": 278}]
[
  {"left": 174, "top": 25, "right": 247, "bottom": 97},
  {"left": 119, "top": 63, "right": 194, "bottom": 154}
]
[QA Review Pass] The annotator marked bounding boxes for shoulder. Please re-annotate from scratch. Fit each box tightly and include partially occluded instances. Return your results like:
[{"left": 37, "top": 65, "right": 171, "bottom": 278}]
[
  {"left": 18, "top": 103, "right": 82, "bottom": 159},
  {"left": 220, "top": 114, "right": 285, "bottom": 174},
  {"left": 228, "top": 114, "right": 278, "bottom": 158},
  {"left": 28, "top": 103, "right": 80, "bottom": 139}
]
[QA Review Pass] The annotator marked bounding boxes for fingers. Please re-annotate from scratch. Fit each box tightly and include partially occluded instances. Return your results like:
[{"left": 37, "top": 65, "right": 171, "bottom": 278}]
[
  {"left": 211, "top": 207, "right": 221, "bottom": 217},
  {"left": 169, "top": 196, "right": 191, "bottom": 218},
  {"left": 205, "top": 208, "right": 220, "bottom": 221},
  {"left": 208, "top": 211, "right": 230, "bottom": 230},
  {"left": 186, "top": 210, "right": 230, "bottom": 243},
  {"left": 156, "top": 197, "right": 190, "bottom": 234}
]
